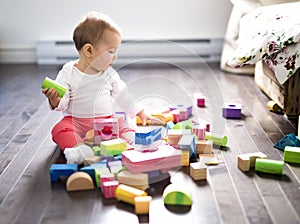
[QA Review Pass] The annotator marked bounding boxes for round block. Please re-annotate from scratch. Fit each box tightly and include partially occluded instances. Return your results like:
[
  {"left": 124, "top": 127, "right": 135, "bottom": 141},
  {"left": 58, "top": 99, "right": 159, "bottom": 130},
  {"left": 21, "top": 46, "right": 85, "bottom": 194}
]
[
  {"left": 255, "top": 158, "right": 284, "bottom": 175},
  {"left": 162, "top": 184, "right": 192, "bottom": 206}
]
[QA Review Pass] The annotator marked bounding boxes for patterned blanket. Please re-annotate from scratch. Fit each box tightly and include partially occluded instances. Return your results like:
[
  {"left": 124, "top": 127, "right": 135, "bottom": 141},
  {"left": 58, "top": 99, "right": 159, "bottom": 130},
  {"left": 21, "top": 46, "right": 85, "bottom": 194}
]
[{"left": 228, "top": 2, "right": 300, "bottom": 84}]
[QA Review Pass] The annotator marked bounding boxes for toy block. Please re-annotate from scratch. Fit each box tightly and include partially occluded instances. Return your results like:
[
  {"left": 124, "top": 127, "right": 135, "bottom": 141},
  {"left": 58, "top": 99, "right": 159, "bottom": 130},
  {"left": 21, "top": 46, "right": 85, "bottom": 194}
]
[
  {"left": 172, "top": 120, "right": 193, "bottom": 130},
  {"left": 237, "top": 152, "right": 268, "bottom": 172},
  {"left": 109, "top": 165, "right": 124, "bottom": 176},
  {"left": 178, "top": 107, "right": 188, "bottom": 121},
  {"left": 117, "top": 170, "right": 149, "bottom": 190},
  {"left": 134, "top": 196, "right": 152, "bottom": 214},
  {"left": 115, "top": 184, "right": 147, "bottom": 205},
  {"left": 181, "top": 150, "right": 190, "bottom": 166},
  {"left": 135, "top": 127, "right": 162, "bottom": 145},
  {"left": 41, "top": 77, "right": 67, "bottom": 98},
  {"left": 267, "top": 100, "right": 282, "bottom": 113},
  {"left": 66, "top": 172, "right": 94, "bottom": 191},
  {"left": 85, "top": 129, "right": 95, "bottom": 143},
  {"left": 80, "top": 166, "right": 96, "bottom": 183},
  {"left": 197, "top": 118, "right": 211, "bottom": 132},
  {"left": 83, "top": 156, "right": 101, "bottom": 166},
  {"left": 122, "top": 145, "right": 182, "bottom": 174},
  {"left": 94, "top": 118, "right": 119, "bottom": 144},
  {"left": 178, "top": 134, "right": 196, "bottom": 157},
  {"left": 205, "top": 132, "right": 227, "bottom": 147},
  {"left": 222, "top": 103, "right": 242, "bottom": 119},
  {"left": 199, "top": 154, "right": 219, "bottom": 165},
  {"left": 49, "top": 164, "right": 78, "bottom": 182},
  {"left": 166, "top": 121, "right": 175, "bottom": 132},
  {"left": 195, "top": 94, "right": 206, "bottom": 107},
  {"left": 114, "top": 111, "right": 126, "bottom": 120},
  {"left": 102, "top": 180, "right": 119, "bottom": 199},
  {"left": 100, "top": 173, "right": 115, "bottom": 189},
  {"left": 162, "top": 183, "right": 192, "bottom": 206},
  {"left": 178, "top": 104, "right": 192, "bottom": 117},
  {"left": 171, "top": 110, "right": 181, "bottom": 123},
  {"left": 92, "top": 146, "right": 101, "bottom": 156},
  {"left": 107, "top": 160, "right": 122, "bottom": 168},
  {"left": 100, "top": 138, "right": 127, "bottom": 156},
  {"left": 255, "top": 158, "right": 284, "bottom": 175},
  {"left": 167, "top": 129, "right": 190, "bottom": 145},
  {"left": 274, "top": 133, "right": 300, "bottom": 151},
  {"left": 193, "top": 124, "right": 206, "bottom": 140},
  {"left": 190, "top": 162, "right": 207, "bottom": 180},
  {"left": 94, "top": 167, "right": 111, "bottom": 188},
  {"left": 196, "top": 140, "right": 213, "bottom": 154},
  {"left": 284, "top": 146, "right": 300, "bottom": 164}
]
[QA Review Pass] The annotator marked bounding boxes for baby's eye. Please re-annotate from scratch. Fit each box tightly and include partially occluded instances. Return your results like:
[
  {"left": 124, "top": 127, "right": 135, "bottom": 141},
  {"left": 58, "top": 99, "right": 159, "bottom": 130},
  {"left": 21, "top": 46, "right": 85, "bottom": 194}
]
[{"left": 108, "top": 50, "right": 116, "bottom": 54}]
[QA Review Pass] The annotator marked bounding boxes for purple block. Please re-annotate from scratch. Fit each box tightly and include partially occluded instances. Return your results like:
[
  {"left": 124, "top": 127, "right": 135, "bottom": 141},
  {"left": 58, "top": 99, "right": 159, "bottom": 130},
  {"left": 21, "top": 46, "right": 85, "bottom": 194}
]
[{"left": 223, "top": 103, "right": 242, "bottom": 119}]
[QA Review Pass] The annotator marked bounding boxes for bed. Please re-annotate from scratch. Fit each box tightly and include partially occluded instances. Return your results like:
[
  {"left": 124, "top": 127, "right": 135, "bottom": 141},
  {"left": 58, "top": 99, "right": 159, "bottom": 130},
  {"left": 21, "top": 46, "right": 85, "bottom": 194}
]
[{"left": 224, "top": 1, "right": 300, "bottom": 116}]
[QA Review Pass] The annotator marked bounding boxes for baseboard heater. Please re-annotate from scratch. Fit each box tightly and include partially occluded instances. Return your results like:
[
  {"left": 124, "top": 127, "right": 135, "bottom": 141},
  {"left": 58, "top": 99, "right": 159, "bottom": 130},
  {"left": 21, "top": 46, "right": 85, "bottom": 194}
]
[{"left": 36, "top": 39, "right": 223, "bottom": 65}]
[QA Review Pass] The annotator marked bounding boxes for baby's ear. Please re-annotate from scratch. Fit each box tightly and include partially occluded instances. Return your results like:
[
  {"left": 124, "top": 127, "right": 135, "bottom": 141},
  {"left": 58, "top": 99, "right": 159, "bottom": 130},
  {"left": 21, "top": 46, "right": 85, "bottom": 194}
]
[{"left": 83, "top": 43, "right": 93, "bottom": 56}]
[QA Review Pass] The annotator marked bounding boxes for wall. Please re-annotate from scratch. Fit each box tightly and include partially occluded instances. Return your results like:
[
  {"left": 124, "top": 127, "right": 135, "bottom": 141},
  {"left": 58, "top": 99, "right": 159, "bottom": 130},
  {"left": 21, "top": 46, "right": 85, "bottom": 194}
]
[{"left": 0, "top": 0, "right": 232, "bottom": 63}]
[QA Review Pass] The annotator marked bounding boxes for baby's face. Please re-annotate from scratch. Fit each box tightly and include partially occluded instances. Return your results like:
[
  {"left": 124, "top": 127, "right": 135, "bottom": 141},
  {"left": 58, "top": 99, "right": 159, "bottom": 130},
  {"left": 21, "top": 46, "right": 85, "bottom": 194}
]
[{"left": 91, "top": 29, "right": 121, "bottom": 71}]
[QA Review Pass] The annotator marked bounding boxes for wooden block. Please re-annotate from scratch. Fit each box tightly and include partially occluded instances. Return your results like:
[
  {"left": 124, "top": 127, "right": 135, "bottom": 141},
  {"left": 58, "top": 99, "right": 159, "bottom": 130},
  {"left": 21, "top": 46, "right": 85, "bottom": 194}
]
[
  {"left": 94, "top": 118, "right": 119, "bottom": 144},
  {"left": 66, "top": 172, "right": 94, "bottom": 191},
  {"left": 115, "top": 184, "right": 147, "bottom": 205},
  {"left": 117, "top": 170, "right": 149, "bottom": 190},
  {"left": 205, "top": 132, "right": 227, "bottom": 147},
  {"left": 167, "top": 129, "right": 192, "bottom": 145},
  {"left": 190, "top": 162, "right": 207, "bottom": 180},
  {"left": 85, "top": 129, "right": 95, "bottom": 143},
  {"left": 122, "top": 145, "right": 182, "bottom": 174},
  {"left": 199, "top": 154, "right": 219, "bottom": 165},
  {"left": 181, "top": 150, "right": 190, "bottom": 166},
  {"left": 162, "top": 183, "right": 192, "bottom": 206},
  {"left": 222, "top": 103, "right": 242, "bottom": 119},
  {"left": 41, "top": 77, "right": 67, "bottom": 98},
  {"left": 284, "top": 146, "right": 300, "bottom": 164},
  {"left": 196, "top": 140, "right": 213, "bottom": 154},
  {"left": 49, "top": 164, "right": 78, "bottom": 182},
  {"left": 255, "top": 158, "right": 284, "bottom": 175},
  {"left": 178, "top": 134, "right": 196, "bottom": 156},
  {"left": 100, "top": 173, "right": 115, "bottom": 189},
  {"left": 237, "top": 152, "right": 268, "bottom": 172},
  {"left": 83, "top": 156, "right": 101, "bottom": 167},
  {"left": 100, "top": 138, "right": 127, "bottom": 156},
  {"left": 135, "top": 127, "right": 162, "bottom": 145},
  {"left": 193, "top": 124, "right": 206, "bottom": 140},
  {"left": 102, "top": 181, "right": 119, "bottom": 199},
  {"left": 134, "top": 196, "right": 152, "bottom": 214}
]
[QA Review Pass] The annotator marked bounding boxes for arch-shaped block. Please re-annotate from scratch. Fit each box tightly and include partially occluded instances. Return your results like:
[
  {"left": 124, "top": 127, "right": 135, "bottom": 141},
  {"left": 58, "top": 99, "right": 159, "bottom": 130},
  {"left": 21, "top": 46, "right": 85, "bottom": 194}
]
[
  {"left": 163, "top": 184, "right": 192, "bottom": 206},
  {"left": 66, "top": 172, "right": 95, "bottom": 191}
]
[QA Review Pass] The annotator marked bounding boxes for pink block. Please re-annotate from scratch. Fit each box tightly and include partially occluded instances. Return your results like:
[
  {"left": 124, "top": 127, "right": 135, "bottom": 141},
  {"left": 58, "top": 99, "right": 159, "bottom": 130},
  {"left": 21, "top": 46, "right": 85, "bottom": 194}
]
[
  {"left": 94, "top": 118, "right": 119, "bottom": 144},
  {"left": 102, "top": 181, "right": 119, "bottom": 199},
  {"left": 193, "top": 124, "right": 206, "bottom": 140},
  {"left": 100, "top": 173, "right": 115, "bottom": 189},
  {"left": 122, "top": 145, "right": 182, "bottom": 173},
  {"left": 172, "top": 110, "right": 181, "bottom": 123}
]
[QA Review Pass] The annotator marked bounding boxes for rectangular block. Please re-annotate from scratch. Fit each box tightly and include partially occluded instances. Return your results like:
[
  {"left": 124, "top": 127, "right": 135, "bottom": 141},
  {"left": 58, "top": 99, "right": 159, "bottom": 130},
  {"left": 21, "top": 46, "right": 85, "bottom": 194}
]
[
  {"left": 115, "top": 184, "right": 147, "bottom": 205},
  {"left": 222, "top": 103, "right": 242, "bottom": 119},
  {"left": 196, "top": 140, "right": 213, "bottom": 154},
  {"left": 102, "top": 181, "right": 119, "bottom": 199},
  {"left": 100, "top": 138, "right": 127, "bottom": 156},
  {"left": 134, "top": 196, "right": 152, "bottom": 214},
  {"left": 237, "top": 152, "right": 268, "bottom": 172},
  {"left": 135, "top": 127, "right": 162, "bottom": 145},
  {"left": 177, "top": 134, "right": 196, "bottom": 156},
  {"left": 190, "top": 162, "right": 207, "bottom": 180}
]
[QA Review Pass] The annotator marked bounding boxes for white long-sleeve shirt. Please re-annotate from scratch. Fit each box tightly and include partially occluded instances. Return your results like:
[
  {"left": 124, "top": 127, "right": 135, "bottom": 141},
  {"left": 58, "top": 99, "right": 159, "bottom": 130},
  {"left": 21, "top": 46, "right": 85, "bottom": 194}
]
[{"left": 53, "top": 60, "right": 142, "bottom": 118}]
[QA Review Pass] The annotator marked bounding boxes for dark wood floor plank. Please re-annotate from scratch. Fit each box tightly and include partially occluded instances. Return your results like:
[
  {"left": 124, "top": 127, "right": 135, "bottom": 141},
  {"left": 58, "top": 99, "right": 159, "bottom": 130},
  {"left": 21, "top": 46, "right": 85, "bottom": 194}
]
[{"left": 0, "top": 107, "right": 62, "bottom": 203}]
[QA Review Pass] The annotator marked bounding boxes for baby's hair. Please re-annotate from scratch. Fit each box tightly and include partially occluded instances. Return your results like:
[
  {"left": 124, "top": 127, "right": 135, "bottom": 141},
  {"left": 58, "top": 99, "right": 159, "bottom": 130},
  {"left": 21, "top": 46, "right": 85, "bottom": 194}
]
[{"left": 73, "top": 11, "right": 122, "bottom": 51}]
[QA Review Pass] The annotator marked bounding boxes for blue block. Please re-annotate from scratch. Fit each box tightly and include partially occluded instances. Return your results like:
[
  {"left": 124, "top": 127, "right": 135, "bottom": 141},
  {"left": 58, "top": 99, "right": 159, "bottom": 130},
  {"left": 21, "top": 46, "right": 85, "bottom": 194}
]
[
  {"left": 135, "top": 127, "right": 162, "bottom": 145},
  {"left": 80, "top": 166, "right": 96, "bottom": 183},
  {"left": 178, "top": 134, "right": 196, "bottom": 157},
  {"left": 49, "top": 164, "right": 78, "bottom": 182}
]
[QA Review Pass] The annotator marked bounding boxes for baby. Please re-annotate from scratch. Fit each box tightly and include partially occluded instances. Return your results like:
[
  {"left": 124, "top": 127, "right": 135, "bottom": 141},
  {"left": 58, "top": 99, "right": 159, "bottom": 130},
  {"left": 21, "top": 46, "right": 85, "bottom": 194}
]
[{"left": 42, "top": 11, "right": 151, "bottom": 164}]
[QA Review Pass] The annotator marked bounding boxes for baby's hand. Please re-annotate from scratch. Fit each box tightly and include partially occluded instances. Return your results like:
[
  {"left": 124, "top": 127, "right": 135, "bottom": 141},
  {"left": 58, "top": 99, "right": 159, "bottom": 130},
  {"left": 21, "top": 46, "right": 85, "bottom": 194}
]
[
  {"left": 137, "top": 110, "right": 149, "bottom": 126},
  {"left": 42, "top": 88, "right": 61, "bottom": 109}
]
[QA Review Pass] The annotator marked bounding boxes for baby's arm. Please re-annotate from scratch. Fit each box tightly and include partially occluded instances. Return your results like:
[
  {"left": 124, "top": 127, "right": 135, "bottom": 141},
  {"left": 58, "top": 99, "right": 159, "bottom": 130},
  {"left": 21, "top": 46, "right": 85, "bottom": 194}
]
[{"left": 42, "top": 88, "right": 61, "bottom": 109}]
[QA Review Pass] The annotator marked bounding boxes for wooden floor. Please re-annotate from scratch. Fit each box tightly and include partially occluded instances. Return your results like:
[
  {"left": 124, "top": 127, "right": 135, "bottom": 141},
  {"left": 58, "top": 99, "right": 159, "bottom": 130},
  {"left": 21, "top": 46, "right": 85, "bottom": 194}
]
[{"left": 0, "top": 62, "right": 299, "bottom": 224}]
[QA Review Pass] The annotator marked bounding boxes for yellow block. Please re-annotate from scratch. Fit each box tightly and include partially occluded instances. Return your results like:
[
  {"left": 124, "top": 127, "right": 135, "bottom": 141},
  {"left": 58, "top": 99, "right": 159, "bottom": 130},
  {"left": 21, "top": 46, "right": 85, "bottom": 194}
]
[
  {"left": 134, "top": 196, "right": 152, "bottom": 214},
  {"left": 115, "top": 184, "right": 147, "bottom": 205}
]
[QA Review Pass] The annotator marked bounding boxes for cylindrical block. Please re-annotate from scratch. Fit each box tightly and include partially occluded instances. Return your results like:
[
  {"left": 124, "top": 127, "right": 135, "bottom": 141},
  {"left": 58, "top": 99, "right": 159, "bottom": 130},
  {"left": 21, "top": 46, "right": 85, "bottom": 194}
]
[
  {"left": 255, "top": 158, "right": 284, "bottom": 175},
  {"left": 205, "top": 133, "right": 227, "bottom": 147},
  {"left": 115, "top": 184, "right": 147, "bottom": 205}
]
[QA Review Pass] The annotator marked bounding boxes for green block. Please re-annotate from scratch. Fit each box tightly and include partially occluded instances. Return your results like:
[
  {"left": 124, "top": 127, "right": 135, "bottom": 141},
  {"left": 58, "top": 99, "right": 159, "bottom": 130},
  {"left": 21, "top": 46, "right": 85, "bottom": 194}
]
[
  {"left": 163, "top": 184, "right": 192, "bottom": 206},
  {"left": 172, "top": 120, "right": 193, "bottom": 130},
  {"left": 205, "top": 132, "right": 227, "bottom": 147},
  {"left": 284, "top": 146, "right": 300, "bottom": 164},
  {"left": 255, "top": 158, "right": 284, "bottom": 175},
  {"left": 92, "top": 146, "right": 101, "bottom": 156},
  {"left": 100, "top": 138, "right": 127, "bottom": 156},
  {"left": 41, "top": 77, "right": 67, "bottom": 98}
]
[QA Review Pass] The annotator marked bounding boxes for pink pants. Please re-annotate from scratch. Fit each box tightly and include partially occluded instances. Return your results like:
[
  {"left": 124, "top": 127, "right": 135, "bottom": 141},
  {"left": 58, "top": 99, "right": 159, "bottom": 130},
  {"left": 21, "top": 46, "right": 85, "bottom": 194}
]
[{"left": 52, "top": 116, "right": 134, "bottom": 150}]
